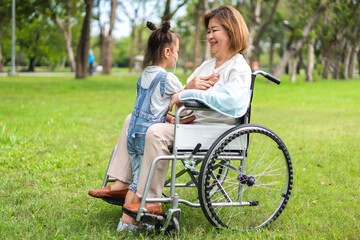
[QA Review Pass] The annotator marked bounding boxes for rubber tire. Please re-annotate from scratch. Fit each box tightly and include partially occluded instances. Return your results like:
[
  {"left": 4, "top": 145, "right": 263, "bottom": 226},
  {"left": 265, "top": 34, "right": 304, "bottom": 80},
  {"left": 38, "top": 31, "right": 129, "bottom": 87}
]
[{"left": 198, "top": 124, "right": 293, "bottom": 231}]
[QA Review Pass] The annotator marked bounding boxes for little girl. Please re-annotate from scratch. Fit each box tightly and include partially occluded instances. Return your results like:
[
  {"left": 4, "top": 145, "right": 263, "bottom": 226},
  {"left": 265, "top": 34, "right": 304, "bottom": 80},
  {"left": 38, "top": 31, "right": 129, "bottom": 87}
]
[{"left": 119, "top": 21, "right": 182, "bottom": 231}]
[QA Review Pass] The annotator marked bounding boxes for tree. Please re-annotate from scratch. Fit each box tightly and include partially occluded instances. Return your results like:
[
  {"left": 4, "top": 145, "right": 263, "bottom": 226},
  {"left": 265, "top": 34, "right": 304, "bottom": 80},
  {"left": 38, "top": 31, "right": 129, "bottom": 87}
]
[
  {"left": 102, "top": 0, "right": 117, "bottom": 74},
  {"left": 161, "top": 0, "right": 188, "bottom": 22},
  {"left": 75, "top": 0, "right": 94, "bottom": 79},
  {"left": 348, "top": 30, "right": 360, "bottom": 79},
  {"left": 315, "top": 0, "right": 359, "bottom": 79},
  {"left": 113, "top": 36, "right": 130, "bottom": 67},
  {"left": 358, "top": 51, "right": 360, "bottom": 78},
  {"left": 317, "top": 11, "right": 337, "bottom": 79},
  {"left": 193, "top": 0, "right": 207, "bottom": 69},
  {"left": 0, "top": 0, "right": 12, "bottom": 72},
  {"left": 333, "top": 1, "right": 360, "bottom": 79},
  {"left": 305, "top": 37, "right": 315, "bottom": 82},
  {"left": 49, "top": 0, "right": 82, "bottom": 72},
  {"left": 118, "top": 0, "right": 159, "bottom": 72},
  {"left": 17, "top": 17, "right": 65, "bottom": 71},
  {"left": 242, "top": 0, "right": 280, "bottom": 66},
  {"left": 273, "top": 0, "right": 332, "bottom": 78},
  {"left": 330, "top": 2, "right": 354, "bottom": 79},
  {"left": 11, "top": 0, "right": 66, "bottom": 71},
  {"left": 0, "top": 31, "right": 3, "bottom": 72},
  {"left": 94, "top": 0, "right": 117, "bottom": 74}
]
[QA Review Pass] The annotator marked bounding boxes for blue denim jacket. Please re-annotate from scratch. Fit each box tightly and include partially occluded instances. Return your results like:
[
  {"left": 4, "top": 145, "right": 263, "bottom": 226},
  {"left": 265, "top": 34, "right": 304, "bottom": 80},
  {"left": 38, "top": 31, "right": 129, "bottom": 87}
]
[{"left": 127, "top": 71, "right": 167, "bottom": 154}]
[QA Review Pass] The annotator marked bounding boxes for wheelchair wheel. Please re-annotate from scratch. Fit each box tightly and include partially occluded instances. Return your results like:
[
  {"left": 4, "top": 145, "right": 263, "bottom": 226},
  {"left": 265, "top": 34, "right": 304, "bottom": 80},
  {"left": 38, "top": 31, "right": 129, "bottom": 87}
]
[
  {"left": 198, "top": 124, "right": 293, "bottom": 231},
  {"left": 164, "top": 216, "right": 180, "bottom": 238}
]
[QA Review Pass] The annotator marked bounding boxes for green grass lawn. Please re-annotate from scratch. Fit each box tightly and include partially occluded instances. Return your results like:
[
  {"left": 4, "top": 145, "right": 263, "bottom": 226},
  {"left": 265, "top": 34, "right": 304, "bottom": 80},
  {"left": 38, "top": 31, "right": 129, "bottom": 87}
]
[{"left": 1, "top": 74, "right": 359, "bottom": 239}]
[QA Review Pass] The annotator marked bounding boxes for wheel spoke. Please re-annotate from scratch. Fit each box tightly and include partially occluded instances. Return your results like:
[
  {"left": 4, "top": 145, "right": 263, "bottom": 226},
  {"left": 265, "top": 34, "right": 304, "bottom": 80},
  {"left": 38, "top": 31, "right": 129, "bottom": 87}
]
[{"left": 210, "top": 171, "right": 232, "bottom": 202}]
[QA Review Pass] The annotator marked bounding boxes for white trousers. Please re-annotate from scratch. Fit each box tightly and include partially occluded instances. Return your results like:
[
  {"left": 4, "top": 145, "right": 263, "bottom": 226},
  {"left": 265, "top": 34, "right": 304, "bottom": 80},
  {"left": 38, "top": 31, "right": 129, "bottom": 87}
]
[{"left": 108, "top": 114, "right": 174, "bottom": 198}]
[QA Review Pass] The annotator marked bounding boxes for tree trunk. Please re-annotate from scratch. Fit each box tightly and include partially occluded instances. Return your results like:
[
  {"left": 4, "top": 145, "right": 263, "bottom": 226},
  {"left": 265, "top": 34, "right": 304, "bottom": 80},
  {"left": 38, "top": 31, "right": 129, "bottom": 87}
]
[
  {"left": 75, "top": 0, "right": 94, "bottom": 79},
  {"left": 273, "top": 1, "right": 329, "bottom": 77},
  {"left": 349, "top": 43, "right": 360, "bottom": 79},
  {"left": 269, "top": 37, "right": 275, "bottom": 73},
  {"left": 193, "top": 14, "right": 201, "bottom": 69},
  {"left": 64, "top": 31, "right": 76, "bottom": 72},
  {"left": 99, "top": 26, "right": 105, "bottom": 66},
  {"left": 129, "top": 25, "right": 135, "bottom": 72},
  {"left": 332, "top": 36, "right": 347, "bottom": 79},
  {"left": 289, "top": 57, "right": 298, "bottom": 83},
  {"left": 161, "top": 0, "right": 188, "bottom": 22},
  {"left": 251, "top": 0, "right": 280, "bottom": 65},
  {"left": 60, "top": 56, "right": 66, "bottom": 69},
  {"left": 195, "top": 0, "right": 207, "bottom": 68},
  {"left": 246, "top": 0, "right": 261, "bottom": 62},
  {"left": 358, "top": 51, "right": 360, "bottom": 77},
  {"left": 193, "top": 1, "right": 205, "bottom": 69},
  {"left": 0, "top": 31, "right": 3, "bottom": 72},
  {"left": 103, "top": 36, "right": 113, "bottom": 74},
  {"left": 16, "top": 52, "right": 22, "bottom": 69},
  {"left": 348, "top": 17, "right": 360, "bottom": 79},
  {"left": 297, "top": 52, "right": 303, "bottom": 74},
  {"left": 27, "top": 32, "right": 40, "bottom": 72},
  {"left": 322, "top": 39, "right": 335, "bottom": 79},
  {"left": 28, "top": 56, "right": 36, "bottom": 72},
  {"left": 137, "top": 27, "right": 143, "bottom": 54},
  {"left": 162, "top": 0, "right": 172, "bottom": 22},
  {"left": 102, "top": 0, "right": 116, "bottom": 75},
  {"left": 203, "top": 0, "right": 211, "bottom": 61},
  {"left": 343, "top": 43, "right": 352, "bottom": 79},
  {"left": 306, "top": 38, "right": 315, "bottom": 82},
  {"left": 52, "top": 3, "right": 76, "bottom": 72},
  {"left": 236, "top": 0, "right": 245, "bottom": 10}
]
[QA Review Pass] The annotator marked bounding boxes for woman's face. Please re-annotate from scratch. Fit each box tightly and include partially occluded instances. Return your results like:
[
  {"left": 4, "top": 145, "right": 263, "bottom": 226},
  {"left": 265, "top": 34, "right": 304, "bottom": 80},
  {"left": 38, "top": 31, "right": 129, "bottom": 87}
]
[{"left": 207, "top": 18, "right": 231, "bottom": 58}]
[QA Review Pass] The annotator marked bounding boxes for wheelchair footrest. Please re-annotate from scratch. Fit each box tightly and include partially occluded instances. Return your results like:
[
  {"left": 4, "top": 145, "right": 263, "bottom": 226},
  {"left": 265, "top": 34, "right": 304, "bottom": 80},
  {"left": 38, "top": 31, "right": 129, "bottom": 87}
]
[
  {"left": 123, "top": 208, "right": 166, "bottom": 225},
  {"left": 101, "top": 197, "right": 125, "bottom": 206}
]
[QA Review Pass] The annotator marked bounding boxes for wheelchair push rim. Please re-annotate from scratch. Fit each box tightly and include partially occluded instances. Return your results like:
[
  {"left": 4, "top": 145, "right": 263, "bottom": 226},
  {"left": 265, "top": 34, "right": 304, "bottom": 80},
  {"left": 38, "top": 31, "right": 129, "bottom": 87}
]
[{"left": 198, "top": 124, "right": 293, "bottom": 231}]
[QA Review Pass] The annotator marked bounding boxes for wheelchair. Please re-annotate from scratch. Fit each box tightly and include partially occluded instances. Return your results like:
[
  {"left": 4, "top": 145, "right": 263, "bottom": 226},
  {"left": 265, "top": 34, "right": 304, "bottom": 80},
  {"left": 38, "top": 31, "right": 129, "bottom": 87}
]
[{"left": 100, "top": 70, "right": 293, "bottom": 236}]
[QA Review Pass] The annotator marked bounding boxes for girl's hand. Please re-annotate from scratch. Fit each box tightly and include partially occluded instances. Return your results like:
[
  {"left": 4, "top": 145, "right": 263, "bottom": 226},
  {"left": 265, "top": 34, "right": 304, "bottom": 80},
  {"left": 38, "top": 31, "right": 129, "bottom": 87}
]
[
  {"left": 185, "top": 73, "right": 219, "bottom": 90},
  {"left": 166, "top": 114, "right": 175, "bottom": 124},
  {"left": 169, "top": 92, "right": 180, "bottom": 111}
]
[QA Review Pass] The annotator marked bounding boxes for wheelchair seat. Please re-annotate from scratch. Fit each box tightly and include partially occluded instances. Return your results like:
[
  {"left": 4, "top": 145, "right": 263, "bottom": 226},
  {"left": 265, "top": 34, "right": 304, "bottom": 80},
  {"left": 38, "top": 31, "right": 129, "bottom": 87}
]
[{"left": 174, "top": 100, "right": 249, "bottom": 153}]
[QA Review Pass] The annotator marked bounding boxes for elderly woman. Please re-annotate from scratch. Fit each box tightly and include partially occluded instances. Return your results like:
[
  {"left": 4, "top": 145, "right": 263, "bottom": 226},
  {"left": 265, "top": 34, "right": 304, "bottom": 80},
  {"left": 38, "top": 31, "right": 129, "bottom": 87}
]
[{"left": 88, "top": 5, "right": 251, "bottom": 232}]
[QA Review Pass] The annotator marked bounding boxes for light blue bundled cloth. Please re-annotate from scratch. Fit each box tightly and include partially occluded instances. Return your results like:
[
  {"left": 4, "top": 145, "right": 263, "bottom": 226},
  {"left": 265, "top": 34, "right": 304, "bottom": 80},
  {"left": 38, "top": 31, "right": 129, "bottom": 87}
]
[{"left": 179, "top": 82, "right": 251, "bottom": 118}]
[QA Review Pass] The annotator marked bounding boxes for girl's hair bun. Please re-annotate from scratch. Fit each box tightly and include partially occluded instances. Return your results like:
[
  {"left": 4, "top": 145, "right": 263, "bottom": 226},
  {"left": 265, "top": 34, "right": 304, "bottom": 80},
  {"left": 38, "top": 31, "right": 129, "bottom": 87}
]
[
  {"left": 161, "top": 21, "right": 171, "bottom": 33},
  {"left": 146, "top": 21, "right": 157, "bottom": 31}
]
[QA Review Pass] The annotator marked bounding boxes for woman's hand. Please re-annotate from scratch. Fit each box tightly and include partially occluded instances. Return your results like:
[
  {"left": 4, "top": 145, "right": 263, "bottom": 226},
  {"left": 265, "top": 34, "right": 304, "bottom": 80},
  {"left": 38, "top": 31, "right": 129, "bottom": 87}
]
[
  {"left": 185, "top": 73, "right": 219, "bottom": 90},
  {"left": 169, "top": 92, "right": 180, "bottom": 112}
]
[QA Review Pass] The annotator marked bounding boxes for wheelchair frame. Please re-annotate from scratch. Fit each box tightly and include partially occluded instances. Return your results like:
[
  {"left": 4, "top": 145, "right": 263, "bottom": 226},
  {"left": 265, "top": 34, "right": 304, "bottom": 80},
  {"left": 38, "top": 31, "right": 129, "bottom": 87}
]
[{"left": 100, "top": 70, "right": 293, "bottom": 235}]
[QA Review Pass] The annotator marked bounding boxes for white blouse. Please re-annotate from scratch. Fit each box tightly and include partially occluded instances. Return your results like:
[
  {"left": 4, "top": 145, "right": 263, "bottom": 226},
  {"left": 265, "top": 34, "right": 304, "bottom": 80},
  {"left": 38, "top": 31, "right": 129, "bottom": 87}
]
[{"left": 186, "top": 54, "right": 251, "bottom": 124}]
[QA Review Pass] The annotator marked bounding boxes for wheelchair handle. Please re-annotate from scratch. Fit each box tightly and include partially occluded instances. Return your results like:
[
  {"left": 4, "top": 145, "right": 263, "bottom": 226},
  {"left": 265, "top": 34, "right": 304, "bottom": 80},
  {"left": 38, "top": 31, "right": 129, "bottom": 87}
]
[{"left": 252, "top": 70, "right": 281, "bottom": 85}]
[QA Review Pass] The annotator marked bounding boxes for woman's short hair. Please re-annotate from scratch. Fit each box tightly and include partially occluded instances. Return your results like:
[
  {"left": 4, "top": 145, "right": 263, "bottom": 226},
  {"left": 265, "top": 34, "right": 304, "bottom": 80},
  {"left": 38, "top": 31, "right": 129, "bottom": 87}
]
[{"left": 203, "top": 5, "right": 249, "bottom": 54}]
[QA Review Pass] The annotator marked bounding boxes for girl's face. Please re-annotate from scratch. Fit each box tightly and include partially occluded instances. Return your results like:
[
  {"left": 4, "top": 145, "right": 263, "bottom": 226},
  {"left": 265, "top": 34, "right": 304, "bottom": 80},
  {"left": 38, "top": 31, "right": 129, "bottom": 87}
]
[
  {"left": 206, "top": 18, "right": 231, "bottom": 59},
  {"left": 166, "top": 37, "right": 179, "bottom": 69}
]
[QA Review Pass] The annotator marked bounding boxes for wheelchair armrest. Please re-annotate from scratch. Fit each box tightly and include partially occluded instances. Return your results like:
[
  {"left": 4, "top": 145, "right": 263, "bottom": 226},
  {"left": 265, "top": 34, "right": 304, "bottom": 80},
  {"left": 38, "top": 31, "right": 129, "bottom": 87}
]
[{"left": 183, "top": 100, "right": 209, "bottom": 109}]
